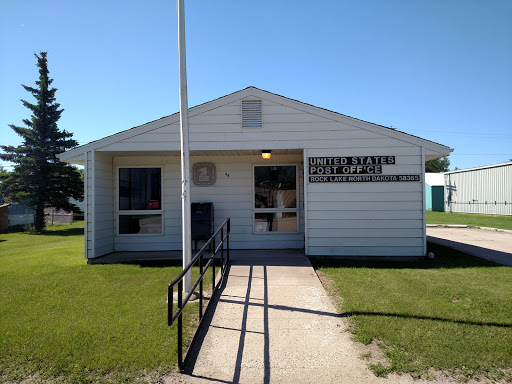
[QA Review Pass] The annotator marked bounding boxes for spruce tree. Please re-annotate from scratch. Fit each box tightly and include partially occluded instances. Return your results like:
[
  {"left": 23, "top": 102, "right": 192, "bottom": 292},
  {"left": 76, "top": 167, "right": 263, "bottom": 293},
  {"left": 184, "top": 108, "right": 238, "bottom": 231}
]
[{"left": 0, "top": 52, "right": 83, "bottom": 232}]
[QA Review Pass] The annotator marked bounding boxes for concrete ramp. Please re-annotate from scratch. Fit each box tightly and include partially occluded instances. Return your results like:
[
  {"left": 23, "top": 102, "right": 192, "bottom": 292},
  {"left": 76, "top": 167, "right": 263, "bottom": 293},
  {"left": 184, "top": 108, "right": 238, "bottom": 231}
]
[{"left": 178, "top": 250, "right": 411, "bottom": 383}]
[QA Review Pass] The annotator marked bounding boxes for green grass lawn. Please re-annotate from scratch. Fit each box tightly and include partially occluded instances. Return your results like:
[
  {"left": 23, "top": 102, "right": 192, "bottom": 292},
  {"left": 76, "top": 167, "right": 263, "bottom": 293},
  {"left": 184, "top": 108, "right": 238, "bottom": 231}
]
[
  {"left": 312, "top": 245, "right": 512, "bottom": 381},
  {"left": 0, "top": 222, "right": 201, "bottom": 383},
  {"left": 427, "top": 211, "right": 512, "bottom": 230}
]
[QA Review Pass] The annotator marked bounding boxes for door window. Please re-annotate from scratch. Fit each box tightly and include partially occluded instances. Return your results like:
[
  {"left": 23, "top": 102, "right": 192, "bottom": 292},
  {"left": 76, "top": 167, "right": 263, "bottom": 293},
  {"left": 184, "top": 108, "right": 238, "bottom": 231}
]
[{"left": 254, "top": 165, "right": 297, "bottom": 232}]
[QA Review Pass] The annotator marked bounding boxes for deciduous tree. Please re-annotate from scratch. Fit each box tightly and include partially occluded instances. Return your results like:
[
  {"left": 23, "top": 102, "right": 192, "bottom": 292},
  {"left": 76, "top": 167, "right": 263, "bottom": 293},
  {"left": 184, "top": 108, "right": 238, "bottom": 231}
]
[{"left": 425, "top": 157, "right": 450, "bottom": 173}]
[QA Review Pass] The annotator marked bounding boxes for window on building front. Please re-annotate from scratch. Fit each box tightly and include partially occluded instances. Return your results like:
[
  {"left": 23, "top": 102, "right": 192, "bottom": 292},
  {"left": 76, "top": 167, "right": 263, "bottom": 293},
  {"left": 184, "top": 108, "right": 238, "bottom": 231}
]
[
  {"left": 118, "top": 168, "right": 162, "bottom": 235},
  {"left": 254, "top": 165, "right": 297, "bottom": 232}
]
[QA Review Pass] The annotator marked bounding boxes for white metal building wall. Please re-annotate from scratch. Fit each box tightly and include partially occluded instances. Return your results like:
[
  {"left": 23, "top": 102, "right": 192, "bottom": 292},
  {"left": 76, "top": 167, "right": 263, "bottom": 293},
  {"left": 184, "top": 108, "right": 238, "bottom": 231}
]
[{"left": 444, "top": 162, "right": 512, "bottom": 215}]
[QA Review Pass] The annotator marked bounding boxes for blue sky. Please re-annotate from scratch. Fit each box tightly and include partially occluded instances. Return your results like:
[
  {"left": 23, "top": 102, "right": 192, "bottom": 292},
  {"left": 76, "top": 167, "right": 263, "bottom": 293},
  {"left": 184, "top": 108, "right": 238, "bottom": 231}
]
[{"left": 1, "top": 0, "right": 511, "bottom": 171}]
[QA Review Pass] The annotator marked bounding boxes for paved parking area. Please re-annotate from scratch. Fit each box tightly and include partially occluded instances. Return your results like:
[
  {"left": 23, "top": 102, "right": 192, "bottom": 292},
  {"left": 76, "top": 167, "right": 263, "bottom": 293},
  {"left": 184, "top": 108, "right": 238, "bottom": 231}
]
[{"left": 427, "top": 226, "right": 512, "bottom": 266}]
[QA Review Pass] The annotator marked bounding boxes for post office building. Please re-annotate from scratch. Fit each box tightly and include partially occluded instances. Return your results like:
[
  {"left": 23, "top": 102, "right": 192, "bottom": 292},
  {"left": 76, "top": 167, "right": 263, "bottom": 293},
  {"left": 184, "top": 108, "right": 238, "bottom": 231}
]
[{"left": 59, "top": 87, "right": 452, "bottom": 261}]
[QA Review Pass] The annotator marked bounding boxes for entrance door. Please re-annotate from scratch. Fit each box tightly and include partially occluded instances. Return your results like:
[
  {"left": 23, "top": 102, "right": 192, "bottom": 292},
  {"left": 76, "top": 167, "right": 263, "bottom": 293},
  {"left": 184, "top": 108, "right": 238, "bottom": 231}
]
[{"left": 253, "top": 165, "right": 298, "bottom": 233}]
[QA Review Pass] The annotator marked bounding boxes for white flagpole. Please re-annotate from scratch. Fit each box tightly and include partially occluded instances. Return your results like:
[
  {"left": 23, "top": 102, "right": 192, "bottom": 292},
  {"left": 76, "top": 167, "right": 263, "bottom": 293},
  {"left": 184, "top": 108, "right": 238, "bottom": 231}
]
[{"left": 177, "top": 0, "right": 192, "bottom": 292}]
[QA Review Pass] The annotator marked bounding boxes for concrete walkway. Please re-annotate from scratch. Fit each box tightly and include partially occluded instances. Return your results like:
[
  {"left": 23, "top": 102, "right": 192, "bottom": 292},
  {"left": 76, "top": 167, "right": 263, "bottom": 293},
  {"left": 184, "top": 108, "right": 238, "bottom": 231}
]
[
  {"left": 427, "top": 226, "right": 512, "bottom": 266},
  {"left": 171, "top": 250, "right": 422, "bottom": 384}
]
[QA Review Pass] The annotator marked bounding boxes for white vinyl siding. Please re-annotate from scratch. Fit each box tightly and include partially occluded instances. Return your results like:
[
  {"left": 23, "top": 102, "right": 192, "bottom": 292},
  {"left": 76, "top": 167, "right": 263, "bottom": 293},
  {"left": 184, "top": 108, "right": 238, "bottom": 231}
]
[
  {"left": 306, "top": 146, "right": 424, "bottom": 257},
  {"left": 98, "top": 99, "right": 427, "bottom": 153},
  {"left": 69, "top": 88, "right": 450, "bottom": 259},
  {"left": 193, "top": 155, "right": 304, "bottom": 249},
  {"left": 85, "top": 151, "right": 93, "bottom": 258},
  {"left": 111, "top": 154, "right": 304, "bottom": 252},
  {"left": 103, "top": 98, "right": 424, "bottom": 256},
  {"left": 87, "top": 152, "right": 114, "bottom": 258}
]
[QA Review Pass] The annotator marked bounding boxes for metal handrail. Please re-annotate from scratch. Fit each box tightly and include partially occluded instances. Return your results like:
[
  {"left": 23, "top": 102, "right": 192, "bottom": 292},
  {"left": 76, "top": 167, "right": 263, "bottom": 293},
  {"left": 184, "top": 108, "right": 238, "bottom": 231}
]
[{"left": 168, "top": 218, "right": 230, "bottom": 371}]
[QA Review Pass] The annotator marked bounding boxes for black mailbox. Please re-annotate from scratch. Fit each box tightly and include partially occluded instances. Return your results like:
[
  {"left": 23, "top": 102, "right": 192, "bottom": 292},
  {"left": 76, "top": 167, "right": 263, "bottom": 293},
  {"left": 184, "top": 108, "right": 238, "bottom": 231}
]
[{"left": 191, "top": 203, "right": 214, "bottom": 245}]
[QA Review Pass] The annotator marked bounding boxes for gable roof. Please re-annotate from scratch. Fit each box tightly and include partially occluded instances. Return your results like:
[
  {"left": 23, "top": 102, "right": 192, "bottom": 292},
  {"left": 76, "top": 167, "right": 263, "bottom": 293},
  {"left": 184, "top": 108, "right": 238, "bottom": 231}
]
[{"left": 59, "top": 86, "right": 453, "bottom": 162}]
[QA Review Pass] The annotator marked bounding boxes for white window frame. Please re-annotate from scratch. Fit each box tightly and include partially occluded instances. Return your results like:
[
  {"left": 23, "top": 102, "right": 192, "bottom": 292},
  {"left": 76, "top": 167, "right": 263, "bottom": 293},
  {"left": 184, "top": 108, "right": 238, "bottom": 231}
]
[
  {"left": 116, "top": 166, "right": 164, "bottom": 236},
  {"left": 252, "top": 164, "right": 299, "bottom": 234}
]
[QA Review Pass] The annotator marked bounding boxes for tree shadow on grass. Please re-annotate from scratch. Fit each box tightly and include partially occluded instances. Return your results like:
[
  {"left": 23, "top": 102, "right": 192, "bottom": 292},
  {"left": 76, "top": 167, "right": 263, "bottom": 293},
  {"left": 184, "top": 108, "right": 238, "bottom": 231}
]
[
  {"left": 133, "top": 257, "right": 225, "bottom": 269},
  {"left": 310, "top": 243, "right": 501, "bottom": 270},
  {"left": 40, "top": 227, "right": 84, "bottom": 237},
  {"left": 340, "top": 311, "right": 512, "bottom": 328},
  {"left": 131, "top": 259, "right": 184, "bottom": 268}
]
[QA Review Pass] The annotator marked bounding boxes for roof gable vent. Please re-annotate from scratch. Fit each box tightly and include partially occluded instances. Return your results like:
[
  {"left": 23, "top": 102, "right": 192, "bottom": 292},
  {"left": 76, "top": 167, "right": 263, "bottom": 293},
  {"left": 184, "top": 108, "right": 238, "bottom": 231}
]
[{"left": 242, "top": 100, "right": 262, "bottom": 128}]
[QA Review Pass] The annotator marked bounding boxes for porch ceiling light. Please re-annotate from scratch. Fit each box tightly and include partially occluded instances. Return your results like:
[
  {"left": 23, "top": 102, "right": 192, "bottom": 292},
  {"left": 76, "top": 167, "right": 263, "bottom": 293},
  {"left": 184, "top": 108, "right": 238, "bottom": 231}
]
[{"left": 261, "top": 150, "right": 271, "bottom": 159}]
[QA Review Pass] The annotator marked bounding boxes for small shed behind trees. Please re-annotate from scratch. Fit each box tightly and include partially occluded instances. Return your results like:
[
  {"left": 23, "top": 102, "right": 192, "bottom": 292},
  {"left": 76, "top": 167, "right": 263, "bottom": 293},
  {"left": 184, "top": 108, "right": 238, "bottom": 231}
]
[
  {"left": 445, "top": 161, "right": 512, "bottom": 215},
  {"left": 7, "top": 204, "right": 35, "bottom": 228}
]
